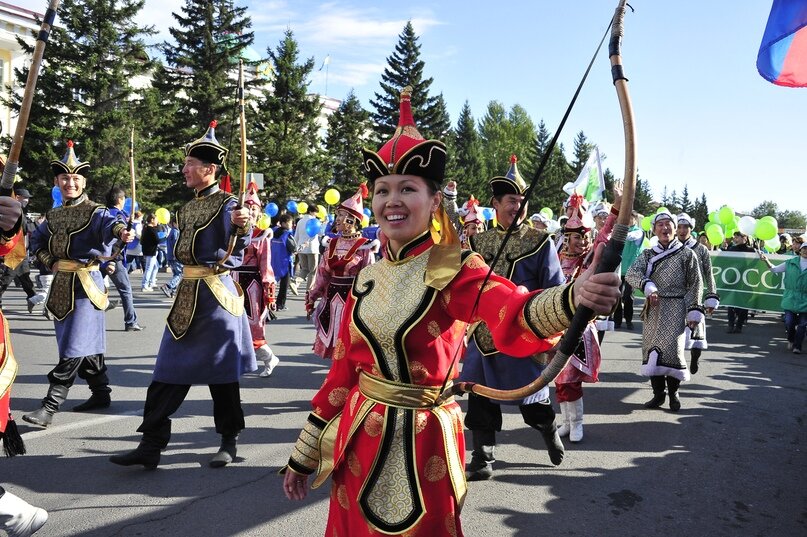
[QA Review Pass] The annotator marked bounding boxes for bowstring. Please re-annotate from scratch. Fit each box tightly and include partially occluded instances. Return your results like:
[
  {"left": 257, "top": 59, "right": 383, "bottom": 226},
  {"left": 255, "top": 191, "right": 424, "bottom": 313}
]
[{"left": 436, "top": 14, "right": 616, "bottom": 398}]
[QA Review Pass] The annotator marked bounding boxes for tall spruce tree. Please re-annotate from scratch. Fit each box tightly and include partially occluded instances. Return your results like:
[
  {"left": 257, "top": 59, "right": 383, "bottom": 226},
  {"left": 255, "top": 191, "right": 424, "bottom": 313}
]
[
  {"left": 4, "top": 0, "right": 155, "bottom": 211},
  {"left": 634, "top": 175, "right": 655, "bottom": 215},
  {"left": 448, "top": 101, "right": 484, "bottom": 199},
  {"left": 528, "top": 119, "right": 573, "bottom": 213},
  {"left": 149, "top": 0, "right": 253, "bottom": 205},
  {"left": 324, "top": 90, "right": 371, "bottom": 194},
  {"left": 251, "top": 29, "right": 328, "bottom": 201},
  {"left": 692, "top": 193, "right": 709, "bottom": 231},
  {"left": 570, "top": 131, "right": 594, "bottom": 176},
  {"left": 679, "top": 184, "right": 693, "bottom": 213},
  {"left": 369, "top": 21, "right": 445, "bottom": 143}
]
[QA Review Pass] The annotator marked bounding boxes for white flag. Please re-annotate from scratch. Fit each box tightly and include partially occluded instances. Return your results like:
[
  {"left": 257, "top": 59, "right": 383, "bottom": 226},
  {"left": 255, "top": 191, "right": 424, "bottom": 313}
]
[{"left": 562, "top": 147, "right": 604, "bottom": 202}]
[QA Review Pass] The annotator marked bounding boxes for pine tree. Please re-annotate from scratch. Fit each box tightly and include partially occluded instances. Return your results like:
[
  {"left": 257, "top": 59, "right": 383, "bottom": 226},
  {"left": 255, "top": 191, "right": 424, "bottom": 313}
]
[
  {"left": 251, "top": 29, "right": 328, "bottom": 201},
  {"left": 634, "top": 175, "right": 655, "bottom": 215},
  {"left": 448, "top": 101, "right": 484, "bottom": 199},
  {"left": 369, "top": 21, "right": 445, "bottom": 143},
  {"left": 692, "top": 193, "right": 709, "bottom": 231},
  {"left": 4, "top": 0, "right": 155, "bottom": 211},
  {"left": 152, "top": 0, "right": 253, "bottom": 204},
  {"left": 570, "top": 131, "right": 594, "bottom": 176},
  {"left": 478, "top": 101, "right": 510, "bottom": 182},
  {"left": 679, "top": 184, "right": 693, "bottom": 214},
  {"left": 324, "top": 90, "right": 371, "bottom": 194},
  {"left": 528, "top": 120, "right": 572, "bottom": 213}
]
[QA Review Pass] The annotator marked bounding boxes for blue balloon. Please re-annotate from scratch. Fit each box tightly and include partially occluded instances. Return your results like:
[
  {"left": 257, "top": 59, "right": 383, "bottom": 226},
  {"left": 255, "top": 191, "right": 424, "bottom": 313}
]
[
  {"left": 286, "top": 200, "right": 298, "bottom": 214},
  {"left": 363, "top": 208, "right": 372, "bottom": 217},
  {"left": 327, "top": 213, "right": 335, "bottom": 223},
  {"left": 305, "top": 217, "right": 321, "bottom": 238},
  {"left": 123, "top": 197, "right": 139, "bottom": 215},
  {"left": 265, "top": 202, "right": 279, "bottom": 217},
  {"left": 483, "top": 208, "right": 494, "bottom": 220},
  {"left": 51, "top": 186, "right": 62, "bottom": 208}
]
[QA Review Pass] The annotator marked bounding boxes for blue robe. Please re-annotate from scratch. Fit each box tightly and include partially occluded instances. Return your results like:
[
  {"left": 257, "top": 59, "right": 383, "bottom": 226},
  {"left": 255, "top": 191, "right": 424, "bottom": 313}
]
[
  {"left": 461, "top": 224, "right": 565, "bottom": 404},
  {"left": 152, "top": 186, "right": 256, "bottom": 384},
  {"left": 30, "top": 195, "right": 123, "bottom": 358}
]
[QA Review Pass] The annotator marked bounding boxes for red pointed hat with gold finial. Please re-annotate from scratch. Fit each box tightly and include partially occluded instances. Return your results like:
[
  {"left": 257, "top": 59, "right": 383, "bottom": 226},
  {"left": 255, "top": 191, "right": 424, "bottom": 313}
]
[
  {"left": 338, "top": 183, "right": 368, "bottom": 221},
  {"left": 361, "top": 86, "right": 446, "bottom": 187},
  {"left": 185, "top": 120, "right": 229, "bottom": 166},
  {"left": 243, "top": 181, "right": 261, "bottom": 206},
  {"left": 51, "top": 140, "right": 90, "bottom": 176},
  {"left": 462, "top": 196, "right": 483, "bottom": 226},
  {"left": 563, "top": 193, "right": 594, "bottom": 234}
]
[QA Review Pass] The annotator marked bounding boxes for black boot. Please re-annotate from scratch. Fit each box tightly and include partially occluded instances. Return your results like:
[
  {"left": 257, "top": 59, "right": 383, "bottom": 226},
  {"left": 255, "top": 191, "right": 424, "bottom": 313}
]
[
  {"left": 109, "top": 442, "right": 161, "bottom": 470},
  {"left": 22, "top": 385, "right": 69, "bottom": 428},
  {"left": 667, "top": 377, "right": 681, "bottom": 411},
  {"left": 645, "top": 376, "right": 666, "bottom": 408},
  {"left": 73, "top": 374, "right": 111, "bottom": 412},
  {"left": 465, "top": 430, "right": 496, "bottom": 481},
  {"left": 536, "top": 423, "right": 565, "bottom": 466},
  {"left": 690, "top": 349, "right": 701, "bottom": 374},
  {"left": 209, "top": 434, "right": 238, "bottom": 468}
]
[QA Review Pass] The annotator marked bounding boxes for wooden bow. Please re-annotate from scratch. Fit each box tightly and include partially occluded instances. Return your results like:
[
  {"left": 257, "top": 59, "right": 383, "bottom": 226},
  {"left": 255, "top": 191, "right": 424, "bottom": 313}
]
[
  {"left": 443, "top": 0, "right": 637, "bottom": 403},
  {"left": 0, "top": 0, "right": 61, "bottom": 195},
  {"left": 220, "top": 59, "right": 248, "bottom": 266}
]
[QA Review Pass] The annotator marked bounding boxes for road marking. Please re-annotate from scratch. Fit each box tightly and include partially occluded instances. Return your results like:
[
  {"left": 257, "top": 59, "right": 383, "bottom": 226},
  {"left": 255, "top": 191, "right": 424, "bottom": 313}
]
[{"left": 22, "top": 409, "right": 141, "bottom": 440}]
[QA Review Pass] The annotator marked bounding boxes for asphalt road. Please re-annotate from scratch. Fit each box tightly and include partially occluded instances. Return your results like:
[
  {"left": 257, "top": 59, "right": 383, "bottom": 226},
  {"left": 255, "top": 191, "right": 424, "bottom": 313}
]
[{"left": 2, "top": 273, "right": 805, "bottom": 536}]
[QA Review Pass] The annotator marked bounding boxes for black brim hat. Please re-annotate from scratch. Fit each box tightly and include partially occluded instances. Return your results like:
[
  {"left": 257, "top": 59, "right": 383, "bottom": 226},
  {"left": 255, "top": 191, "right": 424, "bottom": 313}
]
[
  {"left": 185, "top": 120, "right": 228, "bottom": 166},
  {"left": 489, "top": 154, "right": 527, "bottom": 197},
  {"left": 361, "top": 86, "right": 446, "bottom": 188},
  {"left": 51, "top": 140, "right": 90, "bottom": 176}
]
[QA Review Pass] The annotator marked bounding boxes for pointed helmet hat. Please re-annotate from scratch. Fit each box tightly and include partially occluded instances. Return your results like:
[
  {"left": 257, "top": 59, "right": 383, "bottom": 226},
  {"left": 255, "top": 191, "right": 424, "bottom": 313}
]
[
  {"left": 51, "top": 140, "right": 90, "bottom": 177},
  {"left": 489, "top": 154, "right": 527, "bottom": 197},
  {"left": 244, "top": 181, "right": 261, "bottom": 207},
  {"left": 563, "top": 193, "right": 594, "bottom": 235},
  {"left": 185, "top": 120, "right": 229, "bottom": 166},
  {"left": 462, "top": 196, "right": 483, "bottom": 227},
  {"left": 361, "top": 86, "right": 446, "bottom": 188},
  {"left": 338, "top": 183, "right": 369, "bottom": 221}
]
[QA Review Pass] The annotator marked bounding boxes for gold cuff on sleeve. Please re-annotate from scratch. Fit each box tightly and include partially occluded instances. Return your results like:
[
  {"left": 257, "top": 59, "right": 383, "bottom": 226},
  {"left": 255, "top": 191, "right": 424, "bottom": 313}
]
[
  {"left": 288, "top": 413, "right": 326, "bottom": 475},
  {"left": 524, "top": 283, "right": 575, "bottom": 339}
]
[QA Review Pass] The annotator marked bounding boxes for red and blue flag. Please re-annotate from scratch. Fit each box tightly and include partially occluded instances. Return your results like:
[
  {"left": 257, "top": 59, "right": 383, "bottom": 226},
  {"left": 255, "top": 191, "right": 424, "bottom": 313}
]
[{"left": 757, "top": 0, "right": 807, "bottom": 87}]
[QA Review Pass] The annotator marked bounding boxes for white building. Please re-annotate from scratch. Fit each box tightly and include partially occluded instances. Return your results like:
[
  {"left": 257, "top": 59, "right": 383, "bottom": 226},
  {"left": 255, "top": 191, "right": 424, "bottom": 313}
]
[{"left": 0, "top": 1, "right": 38, "bottom": 138}]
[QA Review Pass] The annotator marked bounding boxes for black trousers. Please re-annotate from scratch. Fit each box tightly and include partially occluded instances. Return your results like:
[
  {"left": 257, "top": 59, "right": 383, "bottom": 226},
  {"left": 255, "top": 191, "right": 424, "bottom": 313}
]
[
  {"left": 276, "top": 274, "right": 290, "bottom": 308},
  {"left": 47, "top": 354, "right": 109, "bottom": 393},
  {"left": 614, "top": 276, "right": 634, "bottom": 326},
  {"left": 727, "top": 307, "right": 748, "bottom": 328},
  {"left": 464, "top": 392, "right": 555, "bottom": 442},
  {"left": 136, "top": 381, "right": 244, "bottom": 448}
]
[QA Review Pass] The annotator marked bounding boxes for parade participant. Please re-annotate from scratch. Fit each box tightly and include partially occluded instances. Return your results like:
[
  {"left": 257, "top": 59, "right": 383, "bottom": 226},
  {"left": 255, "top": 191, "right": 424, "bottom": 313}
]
[
  {"left": 760, "top": 241, "right": 807, "bottom": 354},
  {"left": 104, "top": 186, "right": 144, "bottom": 331},
  {"left": 281, "top": 87, "right": 621, "bottom": 536},
  {"left": 160, "top": 218, "right": 183, "bottom": 298},
  {"left": 626, "top": 211, "right": 704, "bottom": 411},
  {"left": 677, "top": 213, "right": 719, "bottom": 373},
  {"left": 614, "top": 211, "right": 644, "bottom": 330},
  {"left": 0, "top": 193, "right": 49, "bottom": 536},
  {"left": 554, "top": 190, "right": 619, "bottom": 442},
  {"left": 458, "top": 197, "right": 486, "bottom": 249},
  {"left": 270, "top": 214, "right": 296, "bottom": 311},
  {"left": 306, "top": 184, "right": 377, "bottom": 359},
  {"left": 139, "top": 213, "right": 159, "bottom": 292},
  {"left": 461, "top": 153, "right": 567, "bottom": 480},
  {"left": 125, "top": 210, "right": 143, "bottom": 273},
  {"left": 109, "top": 121, "right": 255, "bottom": 469},
  {"left": 0, "top": 188, "right": 37, "bottom": 313},
  {"left": 294, "top": 204, "right": 321, "bottom": 291},
  {"left": 233, "top": 182, "right": 280, "bottom": 377},
  {"left": 777, "top": 233, "right": 792, "bottom": 255},
  {"left": 726, "top": 231, "right": 755, "bottom": 333},
  {"left": 23, "top": 141, "right": 134, "bottom": 427}
]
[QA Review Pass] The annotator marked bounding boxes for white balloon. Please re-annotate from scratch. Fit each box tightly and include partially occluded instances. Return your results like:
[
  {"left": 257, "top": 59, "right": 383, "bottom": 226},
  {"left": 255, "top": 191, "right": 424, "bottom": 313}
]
[{"left": 738, "top": 215, "right": 757, "bottom": 236}]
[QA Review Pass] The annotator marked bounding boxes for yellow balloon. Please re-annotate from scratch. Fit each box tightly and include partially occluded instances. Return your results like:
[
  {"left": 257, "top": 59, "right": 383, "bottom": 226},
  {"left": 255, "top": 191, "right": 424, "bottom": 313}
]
[
  {"left": 297, "top": 201, "right": 308, "bottom": 214},
  {"left": 361, "top": 215, "right": 370, "bottom": 227},
  {"left": 256, "top": 214, "right": 270, "bottom": 230},
  {"left": 155, "top": 208, "right": 170, "bottom": 225},
  {"left": 324, "top": 188, "right": 340, "bottom": 205},
  {"left": 317, "top": 204, "right": 327, "bottom": 220}
]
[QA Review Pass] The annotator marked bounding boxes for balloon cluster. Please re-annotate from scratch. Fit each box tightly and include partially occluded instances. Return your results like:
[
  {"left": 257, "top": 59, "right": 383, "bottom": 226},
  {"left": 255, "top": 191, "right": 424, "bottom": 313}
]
[{"left": 702, "top": 205, "right": 779, "bottom": 249}]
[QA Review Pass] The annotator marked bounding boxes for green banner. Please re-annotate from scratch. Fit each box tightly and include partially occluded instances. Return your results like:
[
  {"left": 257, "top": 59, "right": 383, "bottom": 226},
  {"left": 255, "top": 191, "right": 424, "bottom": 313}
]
[{"left": 710, "top": 251, "right": 788, "bottom": 312}]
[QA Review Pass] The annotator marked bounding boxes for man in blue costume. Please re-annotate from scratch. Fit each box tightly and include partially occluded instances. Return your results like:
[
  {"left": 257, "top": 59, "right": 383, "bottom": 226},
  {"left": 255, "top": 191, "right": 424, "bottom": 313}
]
[
  {"left": 452, "top": 154, "right": 566, "bottom": 480},
  {"left": 110, "top": 121, "right": 255, "bottom": 469},
  {"left": 23, "top": 141, "right": 134, "bottom": 428}
]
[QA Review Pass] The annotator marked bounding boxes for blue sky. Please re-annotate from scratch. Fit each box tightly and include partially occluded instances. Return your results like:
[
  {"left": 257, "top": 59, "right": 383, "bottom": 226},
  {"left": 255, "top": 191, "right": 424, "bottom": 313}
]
[{"left": 17, "top": 0, "right": 805, "bottom": 215}]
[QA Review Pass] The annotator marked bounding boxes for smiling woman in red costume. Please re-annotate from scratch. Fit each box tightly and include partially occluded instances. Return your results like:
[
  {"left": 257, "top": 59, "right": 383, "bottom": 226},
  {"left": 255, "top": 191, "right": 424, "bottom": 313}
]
[{"left": 281, "top": 86, "right": 621, "bottom": 536}]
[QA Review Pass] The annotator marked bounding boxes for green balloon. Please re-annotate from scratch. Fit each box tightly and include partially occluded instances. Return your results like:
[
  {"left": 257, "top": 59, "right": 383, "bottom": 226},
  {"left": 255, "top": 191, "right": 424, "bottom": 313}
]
[
  {"left": 706, "top": 225, "right": 725, "bottom": 246},
  {"left": 719, "top": 205, "right": 734, "bottom": 225},
  {"left": 709, "top": 211, "right": 720, "bottom": 224},
  {"left": 764, "top": 237, "right": 780, "bottom": 250},
  {"left": 656, "top": 206, "right": 669, "bottom": 214},
  {"left": 540, "top": 207, "right": 553, "bottom": 219},
  {"left": 755, "top": 220, "right": 777, "bottom": 241},
  {"left": 641, "top": 215, "right": 652, "bottom": 231}
]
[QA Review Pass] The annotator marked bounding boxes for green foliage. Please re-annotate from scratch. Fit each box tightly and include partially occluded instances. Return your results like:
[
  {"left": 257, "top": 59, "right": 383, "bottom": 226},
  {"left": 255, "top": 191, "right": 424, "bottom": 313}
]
[
  {"left": 526, "top": 120, "right": 572, "bottom": 213},
  {"left": 324, "top": 90, "right": 371, "bottom": 194},
  {"left": 692, "top": 193, "right": 709, "bottom": 230},
  {"left": 447, "top": 101, "right": 484, "bottom": 200},
  {"left": 369, "top": 21, "right": 447, "bottom": 144},
  {"left": 251, "top": 29, "right": 329, "bottom": 202},
  {"left": 751, "top": 200, "right": 779, "bottom": 219},
  {"left": 776, "top": 210, "right": 807, "bottom": 230},
  {"left": 3, "top": 0, "right": 155, "bottom": 212},
  {"left": 633, "top": 175, "right": 655, "bottom": 216}
]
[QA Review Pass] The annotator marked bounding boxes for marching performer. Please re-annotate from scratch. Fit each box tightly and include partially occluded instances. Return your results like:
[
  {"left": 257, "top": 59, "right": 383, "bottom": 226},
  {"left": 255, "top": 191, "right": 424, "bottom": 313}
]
[
  {"left": 676, "top": 213, "right": 719, "bottom": 373},
  {"left": 461, "top": 154, "right": 567, "bottom": 480},
  {"left": 233, "top": 182, "right": 279, "bottom": 377},
  {"left": 23, "top": 141, "right": 134, "bottom": 428},
  {"left": 305, "top": 184, "right": 377, "bottom": 359},
  {"left": 626, "top": 211, "right": 704, "bottom": 411},
  {"left": 110, "top": 121, "right": 255, "bottom": 469},
  {"left": 281, "top": 87, "right": 621, "bottom": 536}
]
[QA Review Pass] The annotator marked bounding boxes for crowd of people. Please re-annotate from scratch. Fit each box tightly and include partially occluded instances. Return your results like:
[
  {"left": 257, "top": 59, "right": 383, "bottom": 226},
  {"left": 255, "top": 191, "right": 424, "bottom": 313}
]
[{"left": 1, "top": 90, "right": 804, "bottom": 536}]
